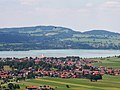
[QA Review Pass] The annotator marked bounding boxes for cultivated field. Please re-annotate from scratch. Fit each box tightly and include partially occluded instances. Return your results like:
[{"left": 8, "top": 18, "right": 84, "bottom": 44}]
[
  {"left": 17, "top": 57, "right": 120, "bottom": 90},
  {"left": 92, "top": 57, "right": 120, "bottom": 69},
  {"left": 18, "top": 75, "right": 120, "bottom": 90}
]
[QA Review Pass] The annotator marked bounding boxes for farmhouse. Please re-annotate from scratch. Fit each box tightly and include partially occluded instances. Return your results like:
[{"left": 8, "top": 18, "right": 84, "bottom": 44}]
[{"left": 26, "top": 86, "right": 38, "bottom": 90}]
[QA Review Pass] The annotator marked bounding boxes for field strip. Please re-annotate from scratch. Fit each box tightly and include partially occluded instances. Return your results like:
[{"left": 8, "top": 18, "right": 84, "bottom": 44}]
[
  {"left": 37, "top": 78, "right": 120, "bottom": 90},
  {"left": 37, "top": 78, "right": 104, "bottom": 89},
  {"left": 42, "top": 78, "right": 120, "bottom": 88},
  {"left": 21, "top": 81, "right": 90, "bottom": 90}
]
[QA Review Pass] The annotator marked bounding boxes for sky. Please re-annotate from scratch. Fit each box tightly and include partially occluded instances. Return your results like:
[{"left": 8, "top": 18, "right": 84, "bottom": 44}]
[{"left": 0, "top": 0, "right": 120, "bottom": 33}]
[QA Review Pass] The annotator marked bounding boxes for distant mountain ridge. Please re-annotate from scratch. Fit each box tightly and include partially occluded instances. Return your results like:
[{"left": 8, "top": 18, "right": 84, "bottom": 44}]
[
  {"left": 0, "top": 26, "right": 119, "bottom": 35},
  {"left": 0, "top": 25, "right": 120, "bottom": 50},
  {"left": 83, "top": 30, "right": 120, "bottom": 36}
]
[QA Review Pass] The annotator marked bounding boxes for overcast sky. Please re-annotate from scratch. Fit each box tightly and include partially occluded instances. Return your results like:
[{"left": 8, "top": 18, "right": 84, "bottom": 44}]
[{"left": 0, "top": 0, "right": 120, "bottom": 33}]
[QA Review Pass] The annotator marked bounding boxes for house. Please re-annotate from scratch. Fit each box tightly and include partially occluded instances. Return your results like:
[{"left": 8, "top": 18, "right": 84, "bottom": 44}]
[{"left": 26, "top": 86, "right": 38, "bottom": 90}]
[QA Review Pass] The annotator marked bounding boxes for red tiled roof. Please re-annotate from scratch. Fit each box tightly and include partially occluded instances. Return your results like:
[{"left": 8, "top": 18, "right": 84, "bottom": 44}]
[{"left": 27, "top": 86, "right": 38, "bottom": 89}]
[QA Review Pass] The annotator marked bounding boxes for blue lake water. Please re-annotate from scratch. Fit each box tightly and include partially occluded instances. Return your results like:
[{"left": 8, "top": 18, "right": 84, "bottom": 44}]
[{"left": 0, "top": 49, "right": 120, "bottom": 58}]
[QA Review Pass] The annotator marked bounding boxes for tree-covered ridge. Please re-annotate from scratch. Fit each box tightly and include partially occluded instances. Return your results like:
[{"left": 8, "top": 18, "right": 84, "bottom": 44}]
[{"left": 0, "top": 26, "right": 120, "bottom": 50}]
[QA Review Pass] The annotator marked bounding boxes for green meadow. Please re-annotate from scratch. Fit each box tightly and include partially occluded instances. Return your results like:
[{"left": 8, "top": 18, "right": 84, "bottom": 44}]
[
  {"left": 18, "top": 75, "right": 120, "bottom": 90},
  {"left": 1, "top": 57, "right": 120, "bottom": 90},
  {"left": 92, "top": 57, "right": 120, "bottom": 69},
  {"left": 16, "top": 57, "right": 120, "bottom": 90}
]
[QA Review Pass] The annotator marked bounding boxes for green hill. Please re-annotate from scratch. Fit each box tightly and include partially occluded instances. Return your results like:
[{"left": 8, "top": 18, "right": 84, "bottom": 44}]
[{"left": 0, "top": 26, "right": 120, "bottom": 50}]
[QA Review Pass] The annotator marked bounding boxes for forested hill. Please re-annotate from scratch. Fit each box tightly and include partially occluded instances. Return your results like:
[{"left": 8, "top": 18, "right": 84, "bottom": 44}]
[{"left": 0, "top": 26, "right": 120, "bottom": 51}]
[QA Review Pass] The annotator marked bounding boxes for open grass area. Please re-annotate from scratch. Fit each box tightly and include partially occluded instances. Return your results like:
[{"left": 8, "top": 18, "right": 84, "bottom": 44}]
[
  {"left": 16, "top": 57, "right": 120, "bottom": 90},
  {"left": 1, "top": 57, "right": 120, "bottom": 90},
  {"left": 18, "top": 75, "right": 120, "bottom": 90},
  {"left": 92, "top": 57, "right": 120, "bottom": 69}
]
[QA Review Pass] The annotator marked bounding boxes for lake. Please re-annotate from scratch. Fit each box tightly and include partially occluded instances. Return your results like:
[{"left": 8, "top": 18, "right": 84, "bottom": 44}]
[{"left": 0, "top": 49, "right": 120, "bottom": 58}]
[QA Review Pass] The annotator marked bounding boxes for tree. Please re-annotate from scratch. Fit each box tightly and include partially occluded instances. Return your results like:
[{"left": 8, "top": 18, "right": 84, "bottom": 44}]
[{"left": 8, "top": 83, "right": 14, "bottom": 90}]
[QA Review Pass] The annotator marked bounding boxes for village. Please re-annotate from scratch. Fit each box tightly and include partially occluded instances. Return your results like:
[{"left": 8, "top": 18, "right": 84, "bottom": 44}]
[{"left": 0, "top": 56, "right": 120, "bottom": 90}]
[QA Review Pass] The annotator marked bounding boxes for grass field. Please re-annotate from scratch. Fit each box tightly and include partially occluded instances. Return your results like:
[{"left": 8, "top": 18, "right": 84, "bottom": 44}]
[
  {"left": 1, "top": 57, "right": 120, "bottom": 90},
  {"left": 18, "top": 75, "right": 120, "bottom": 90},
  {"left": 16, "top": 57, "right": 120, "bottom": 90},
  {"left": 92, "top": 57, "right": 120, "bottom": 69}
]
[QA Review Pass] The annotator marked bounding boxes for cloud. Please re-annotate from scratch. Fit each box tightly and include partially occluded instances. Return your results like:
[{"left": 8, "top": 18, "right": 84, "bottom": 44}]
[
  {"left": 85, "top": 3, "right": 94, "bottom": 8},
  {"left": 35, "top": 7, "right": 89, "bottom": 15},
  {"left": 19, "top": 0, "right": 41, "bottom": 5},
  {"left": 101, "top": 1, "right": 120, "bottom": 8}
]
